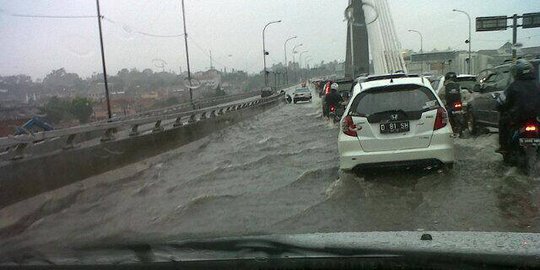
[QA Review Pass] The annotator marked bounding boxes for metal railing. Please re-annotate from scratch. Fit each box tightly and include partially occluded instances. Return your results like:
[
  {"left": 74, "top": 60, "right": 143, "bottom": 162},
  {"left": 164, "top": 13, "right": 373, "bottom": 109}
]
[
  {"left": 114, "top": 91, "right": 261, "bottom": 121},
  {"left": 0, "top": 93, "right": 283, "bottom": 160}
]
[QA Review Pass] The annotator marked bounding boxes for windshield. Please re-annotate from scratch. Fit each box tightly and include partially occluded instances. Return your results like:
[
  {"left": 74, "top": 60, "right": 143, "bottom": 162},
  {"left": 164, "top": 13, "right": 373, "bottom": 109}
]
[
  {"left": 350, "top": 84, "right": 439, "bottom": 116},
  {"left": 2, "top": 0, "right": 540, "bottom": 266}
]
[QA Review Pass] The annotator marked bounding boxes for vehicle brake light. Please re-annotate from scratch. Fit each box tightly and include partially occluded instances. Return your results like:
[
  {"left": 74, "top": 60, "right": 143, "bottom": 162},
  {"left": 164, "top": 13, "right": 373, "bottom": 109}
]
[
  {"left": 434, "top": 107, "right": 448, "bottom": 130},
  {"left": 453, "top": 101, "right": 462, "bottom": 110},
  {"left": 525, "top": 125, "right": 538, "bottom": 132},
  {"left": 342, "top": 115, "right": 358, "bottom": 137},
  {"left": 330, "top": 105, "right": 336, "bottom": 112}
]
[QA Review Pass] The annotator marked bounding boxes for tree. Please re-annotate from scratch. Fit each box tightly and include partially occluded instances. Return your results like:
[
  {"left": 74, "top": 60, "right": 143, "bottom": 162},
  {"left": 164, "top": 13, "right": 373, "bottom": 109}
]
[
  {"left": 39, "top": 96, "right": 93, "bottom": 124},
  {"left": 42, "top": 68, "right": 84, "bottom": 92},
  {"left": 70, "top": 97, "right": 93, "bottom": 123},
  {"left": 39, "top": 96, "right": 72, "bottom": 124},
  {"left": 0, "top": 74, "right": 38, "bottom": 100}
]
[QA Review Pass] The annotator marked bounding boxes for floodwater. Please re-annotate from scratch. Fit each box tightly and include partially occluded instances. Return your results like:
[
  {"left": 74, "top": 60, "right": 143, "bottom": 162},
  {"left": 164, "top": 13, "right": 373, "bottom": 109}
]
[{"left": 1, "top": 89, "right": 539, "bottom": 261}]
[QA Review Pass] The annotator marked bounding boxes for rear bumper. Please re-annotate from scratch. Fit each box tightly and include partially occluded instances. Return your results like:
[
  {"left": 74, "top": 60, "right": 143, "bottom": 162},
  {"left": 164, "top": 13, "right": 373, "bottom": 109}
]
[
  {"left": 338, "top": 133, "right": 455, "bottom": 170},
  {"left": 294, "top": 96, "right": 312, "bottom": 101}
]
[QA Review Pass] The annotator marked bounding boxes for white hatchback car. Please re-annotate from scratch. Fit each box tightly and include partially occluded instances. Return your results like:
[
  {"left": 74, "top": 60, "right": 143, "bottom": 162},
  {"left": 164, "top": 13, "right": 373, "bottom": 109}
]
[{"left": 338, "top": 75, "right": 455, "bottom": 171}]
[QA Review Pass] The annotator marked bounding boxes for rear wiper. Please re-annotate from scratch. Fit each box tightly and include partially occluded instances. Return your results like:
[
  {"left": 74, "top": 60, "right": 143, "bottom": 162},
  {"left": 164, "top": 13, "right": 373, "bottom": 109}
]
[{"left": 369, "top": 109, "right": 408, "bottom": 117}]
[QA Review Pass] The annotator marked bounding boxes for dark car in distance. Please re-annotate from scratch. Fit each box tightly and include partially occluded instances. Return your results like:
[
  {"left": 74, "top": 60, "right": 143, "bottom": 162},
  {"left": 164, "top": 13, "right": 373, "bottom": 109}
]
[
  {"left": 466, "top": 59, "right": 540, "bottom": 134},
  {"left": 293, "top": 87, "right": 312, "bottom": 103}
]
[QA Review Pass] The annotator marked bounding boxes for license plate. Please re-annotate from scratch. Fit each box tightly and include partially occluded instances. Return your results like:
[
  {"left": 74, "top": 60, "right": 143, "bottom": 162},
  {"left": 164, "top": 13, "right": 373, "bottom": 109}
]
[
  {"left": 519, "top": 138, "right": 540, "bottom": 145},
  {"left": 380, "top": 121, "right": 410, "bottom": 134}
]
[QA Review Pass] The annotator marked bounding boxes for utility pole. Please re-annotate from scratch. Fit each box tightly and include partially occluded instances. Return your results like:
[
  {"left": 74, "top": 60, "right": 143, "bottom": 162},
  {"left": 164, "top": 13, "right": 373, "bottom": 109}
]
[
  {"left": 95, "top": 0, "right": 112, "bottom": 119},
  {"left": 209, "top": 50, "right": 214, "bottom": 69},
  {"left": 181, "top": 0, "right": 193, "bottom": 108}
]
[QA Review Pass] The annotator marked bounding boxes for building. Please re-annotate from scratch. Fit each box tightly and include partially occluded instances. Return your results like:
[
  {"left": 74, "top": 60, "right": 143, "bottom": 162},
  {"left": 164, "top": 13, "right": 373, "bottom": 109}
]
[
  {"left": 404, "top": 50, "right": 480, "bottom": 76},
  {"left": 405, "top": 43, "right": 540, "bottom": 76}
]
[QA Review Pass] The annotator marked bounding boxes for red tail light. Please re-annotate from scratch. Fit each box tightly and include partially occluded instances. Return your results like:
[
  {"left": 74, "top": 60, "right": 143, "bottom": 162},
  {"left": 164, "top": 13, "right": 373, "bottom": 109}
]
[
  {"left": 525, "top": 125, "right": 538, "bottom": 132},
  {"left": 453, "top": 101, "right": 462, "bottom": 111},
  {"left": 330, "top": 105, "right": 336, "bottom": 112},
  {"left": 434, "top": 107, "right": 448, "bottom": 130},
  {"left": 342, "top": 115, "right": 358, "bottom": 137}
]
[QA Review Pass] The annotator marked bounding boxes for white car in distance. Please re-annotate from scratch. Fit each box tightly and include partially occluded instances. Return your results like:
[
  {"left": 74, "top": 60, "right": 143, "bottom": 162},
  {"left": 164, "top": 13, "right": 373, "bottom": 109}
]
[{"left": 338, "top": 74, "right": 455, "bottom": 171}]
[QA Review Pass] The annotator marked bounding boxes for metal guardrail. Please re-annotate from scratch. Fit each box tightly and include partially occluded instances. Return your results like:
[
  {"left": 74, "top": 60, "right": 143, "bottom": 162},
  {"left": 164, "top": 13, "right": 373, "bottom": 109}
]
[
  {"left": 115, "top": 91, "right": 260, "bottom": 121},
  {"left": 0, "top": 93, "right": 283, "bottom": 160}
]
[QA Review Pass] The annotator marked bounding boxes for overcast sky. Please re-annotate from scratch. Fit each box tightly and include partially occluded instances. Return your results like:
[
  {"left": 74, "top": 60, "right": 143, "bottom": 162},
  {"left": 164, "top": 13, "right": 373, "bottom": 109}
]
[{"left": 1, "top": 0, "right": 539, "bottom": 79}]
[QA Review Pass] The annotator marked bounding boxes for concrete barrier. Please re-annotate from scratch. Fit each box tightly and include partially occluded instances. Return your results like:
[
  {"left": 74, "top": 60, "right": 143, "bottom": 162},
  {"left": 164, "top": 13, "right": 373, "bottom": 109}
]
[
  {"left": 0, "top": 93, "right": 261, "bottom": 160},
  {"left": 0, "top": 95, "right": 282, "bottom": 209}
]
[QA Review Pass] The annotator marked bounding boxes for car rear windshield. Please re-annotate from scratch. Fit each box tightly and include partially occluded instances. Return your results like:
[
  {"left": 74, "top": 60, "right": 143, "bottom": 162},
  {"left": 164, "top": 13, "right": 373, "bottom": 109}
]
[
  {"left": 456, "top": 77, "right": 476, "bottom": 91},
  {"left": 349, "top": 84, "right": 440, "bottom": 116},
  {"left": 295, "top": 88, "right": 310, "bottom": 93},
  {"left": 337, "top": 82, "right": 354, "bottom": 92}
]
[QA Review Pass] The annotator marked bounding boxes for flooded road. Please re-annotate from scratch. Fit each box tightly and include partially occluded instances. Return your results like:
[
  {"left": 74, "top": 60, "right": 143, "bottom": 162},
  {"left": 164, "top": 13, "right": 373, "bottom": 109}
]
[{"left": 1, "top": 89, "right": 540, "bottom": 257}]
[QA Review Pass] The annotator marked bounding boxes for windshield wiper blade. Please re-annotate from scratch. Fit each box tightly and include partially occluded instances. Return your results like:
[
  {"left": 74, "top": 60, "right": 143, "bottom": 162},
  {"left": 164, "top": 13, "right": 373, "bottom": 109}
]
[
  {"left": 78, "top": 238, "right": 401, "bottom": 263},
  {"left": 167, "top": 238, "right": 397, "bottom": 257}
]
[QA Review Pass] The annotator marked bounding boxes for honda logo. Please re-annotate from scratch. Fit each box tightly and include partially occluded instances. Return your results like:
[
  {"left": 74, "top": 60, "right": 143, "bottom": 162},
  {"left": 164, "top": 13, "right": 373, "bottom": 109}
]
[{"left": 390, "top": 114, "right": 399, "bottom": 121}]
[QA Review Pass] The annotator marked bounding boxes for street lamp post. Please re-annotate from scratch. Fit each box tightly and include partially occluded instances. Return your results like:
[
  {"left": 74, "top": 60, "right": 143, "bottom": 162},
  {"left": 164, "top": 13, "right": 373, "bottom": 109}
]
[
  {"left": 299, "top": 51, "right": 308, "bottom": 81},
  {"left": 305, "top": 57, "right": 312, "bottom": 78},
  {"left": 299, "top": 51, "right": 308, "bottom": 67},
  {"left": 262, "top": 20, "right": 282, "bottom": 87},
  {"left": 284, "top": 36, "right": 297, "bottom": 85},
  {"left": 304, "top": 56, "right": 312, "bottom": 69},
  {"left": 453, "top": 9, "right": 472, "bottom": 74},
  {"left": 408, "top": 29, "right": 423, "bottom": 73},
  {"left": 291, "top": 44, "right": 303, "bottom": 82},
  {"left": 292, "top": 44, "right": 303, "bottom": 65}
]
